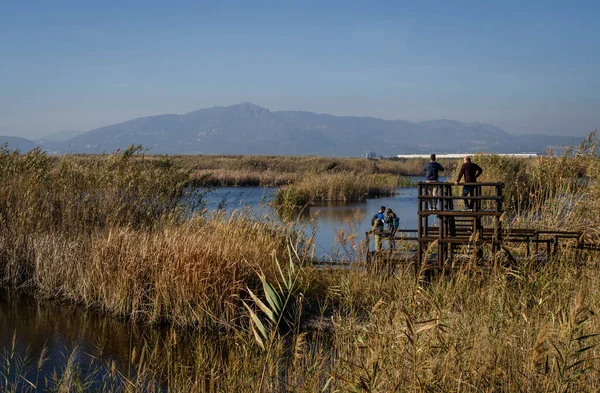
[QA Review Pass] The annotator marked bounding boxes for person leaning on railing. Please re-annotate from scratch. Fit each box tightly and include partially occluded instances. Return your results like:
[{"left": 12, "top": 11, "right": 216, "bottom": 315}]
[{"left": 455, "top": 156, "right": 483, "bottom": 210}]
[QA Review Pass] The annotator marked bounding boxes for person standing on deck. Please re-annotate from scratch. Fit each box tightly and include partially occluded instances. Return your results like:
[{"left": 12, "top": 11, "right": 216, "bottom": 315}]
[
  {"left": 386, "top": 208, "right": 399, "bottom": 248},
  {"left": 423, "top": 154, "right": 445, "bottom": 210},
  {"left": 455, "top": 156, "right": 483, "bottom": 210},
  {"left": 371, "top": 206, "right": 386, "bottom": 251}
]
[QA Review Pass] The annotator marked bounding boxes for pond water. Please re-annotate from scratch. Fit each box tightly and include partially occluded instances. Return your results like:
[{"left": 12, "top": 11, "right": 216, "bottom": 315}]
[
  {"left": 195, "top": 179, "right": 445, "bottom": 259},
  {"left": 0, "top": 177, "right": 445, "bottom": 387},
  {"left": 0, "top": 290, "right": 171, "bottom": 390}
]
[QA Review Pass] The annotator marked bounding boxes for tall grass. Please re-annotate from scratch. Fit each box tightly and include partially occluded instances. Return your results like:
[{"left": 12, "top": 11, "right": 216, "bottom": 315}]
[
  {"left": 191, "top": 168, "right": 298, "bottom": 186},
  {"left": 183, "top": 155, "right": 415, "bottom": 174},
  {"left": 28, "top": 213, "right": 313, "bottom": 326},
  {"left": 0, "top": 146, "right": 318, "bottom": 327},
  {"left": 274, "top": 172, "right": 398, "bottom": 209},
  {"left": 0, "top": 145, "right": 189, "bottom": 235},
  {"left": 5, "top": 255, "right": 600, "bottom": 392}
]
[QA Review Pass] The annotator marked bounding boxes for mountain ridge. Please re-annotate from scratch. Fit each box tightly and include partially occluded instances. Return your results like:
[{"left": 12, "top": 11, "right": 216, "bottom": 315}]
[
  {"left": 0, "top": 136, "right": 40, "bottom": 152},
  {"left": 4, "top": 103, "right": 581, "bottom": 155}
]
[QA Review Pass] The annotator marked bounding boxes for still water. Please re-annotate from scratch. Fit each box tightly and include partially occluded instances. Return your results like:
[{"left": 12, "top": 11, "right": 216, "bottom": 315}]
[
  {"left": 1, "top": 180, "right": 441, "bottom": 387},
  {"left": 197, "top": 185, "right": 428, "bottom": 259},
  {"left": 0, "top": 290, "right": 188, "bottom": 390}
]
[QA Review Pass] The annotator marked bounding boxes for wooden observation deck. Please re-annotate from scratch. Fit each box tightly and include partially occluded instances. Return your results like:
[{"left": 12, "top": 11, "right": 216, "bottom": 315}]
[
  {"left": 365, "top": 181, "right": 599, "bottom": 273},
  {"left": 418, "top": 181, "right": 504, "bottom": 270}
]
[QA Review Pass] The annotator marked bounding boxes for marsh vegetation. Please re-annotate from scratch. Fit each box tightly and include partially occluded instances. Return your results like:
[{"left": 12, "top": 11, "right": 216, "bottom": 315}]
[
  {"left": 183, "top": 155, "right": 450, "bottom": 187},
  {"left": 2, "top": 134, "right": 600, "bottom": 392}
]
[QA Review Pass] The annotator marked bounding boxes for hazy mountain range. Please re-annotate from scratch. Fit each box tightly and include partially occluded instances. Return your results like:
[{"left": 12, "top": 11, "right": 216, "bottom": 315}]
[
  {"left": 38, "top": 130, "right": 84, "bottom": 142},
  {"left": 0, "top": 103, "right": 581, "bottom": 156}
]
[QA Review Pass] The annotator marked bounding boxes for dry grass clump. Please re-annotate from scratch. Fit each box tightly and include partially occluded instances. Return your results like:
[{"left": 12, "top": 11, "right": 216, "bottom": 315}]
[
  {"left": 381, "top": 157, "right": 457, "bottom": 176},
  {"left": 28, "top": 213, "right": 305, "bottom": 326},
  {"left": 274, "top": 172, "right": 398, "bottom": 208},
  {"left": 183, "top": 155, "right": 378, "bottom": 174},
  {"left": 0, "top": 145, "right": 189, "bottom": 235},
  {"left": 307, "top": 257, "right": 600, "bottom": 392},
  {"left": 0, "top": 146, "right": 188, "bottom": 288}
]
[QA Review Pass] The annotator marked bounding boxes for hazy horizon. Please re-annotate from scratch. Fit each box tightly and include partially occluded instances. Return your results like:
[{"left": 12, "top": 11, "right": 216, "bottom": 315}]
[{"left": 1, "top": 1, "right": 598, "bottom": 139}]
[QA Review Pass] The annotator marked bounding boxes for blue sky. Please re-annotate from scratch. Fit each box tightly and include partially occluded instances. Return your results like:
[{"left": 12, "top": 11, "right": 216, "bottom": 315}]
[{"left": 1, "top": 0, "right": 598, "bottom": 138}]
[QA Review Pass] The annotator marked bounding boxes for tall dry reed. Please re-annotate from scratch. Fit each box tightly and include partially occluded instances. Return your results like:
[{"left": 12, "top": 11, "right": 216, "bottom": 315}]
[
  {"left": 274, "top": 172, "right": 398, "bottom": 208},
  {"left": 0, "top": 146, "right": 317, "bottom": 327},
  {"left": 28, "top": 213, "right": 314, "bottom": 326},
  {"left": 7, "top": 253, "right": 600, "bottom": 392}
]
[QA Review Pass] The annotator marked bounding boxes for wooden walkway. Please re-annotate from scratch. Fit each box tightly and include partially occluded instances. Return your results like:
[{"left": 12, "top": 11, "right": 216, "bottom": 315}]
[{"left": 365, "top": 181, "right": 599, "bottom": 272}]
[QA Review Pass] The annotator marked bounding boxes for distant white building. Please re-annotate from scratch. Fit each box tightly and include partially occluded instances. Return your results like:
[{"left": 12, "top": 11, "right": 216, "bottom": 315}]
[{"left": 396, "top": 153, "right": 539, "bottom": 159}]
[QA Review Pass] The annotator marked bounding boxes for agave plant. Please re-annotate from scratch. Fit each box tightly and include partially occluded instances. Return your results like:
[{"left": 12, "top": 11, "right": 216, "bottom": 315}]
[{"left": 242, "top": 245, "right": 305, "bottom": 351}]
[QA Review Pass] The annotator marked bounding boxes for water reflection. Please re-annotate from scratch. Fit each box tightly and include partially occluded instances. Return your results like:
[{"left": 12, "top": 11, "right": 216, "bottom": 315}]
[
  {"left": 1, "top": 291, "right": 152, "bottom": 381},
  {"left": 0, "top": 290, "right": 330, "bottom": 391}
]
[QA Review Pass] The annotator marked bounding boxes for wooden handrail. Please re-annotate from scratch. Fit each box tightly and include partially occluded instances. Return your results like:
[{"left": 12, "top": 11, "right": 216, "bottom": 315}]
[
  {"left": 418, "top": 181, "right": 504, "bottom": 186},
  {"left": 418, "top": 195, "right": 503, "bottom": 200}
]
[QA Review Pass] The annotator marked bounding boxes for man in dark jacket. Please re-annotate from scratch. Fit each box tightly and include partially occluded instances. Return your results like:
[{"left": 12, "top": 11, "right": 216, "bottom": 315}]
[
  {"left": 455, "top": 156, "right": 483, "bottom": 210},
  {"left": 422, "top": 154, "right": 444, "bottom": 210}
]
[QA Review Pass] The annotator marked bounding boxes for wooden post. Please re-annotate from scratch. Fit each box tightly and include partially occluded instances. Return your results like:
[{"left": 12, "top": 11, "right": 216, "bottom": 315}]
[
  {"left": 493, "top": 215, "right": 499, "bottom": 253},
  {"left": 365, "top": 231, "right": 371, "bottom": 265},
  {"left": 416, "top": 182, "right": 509, "bottom": 275},
  {"left": 438, "top": 211, "right": 444, "bottom": 272},
  {"left": 417, "top": 183, "right": 423, "bottom": 271}
]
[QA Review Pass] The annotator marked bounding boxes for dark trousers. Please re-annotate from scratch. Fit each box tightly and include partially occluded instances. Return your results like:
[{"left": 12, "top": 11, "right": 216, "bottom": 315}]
[{"left": 462, "top": 186, "right": 474, "bottom": 209}]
